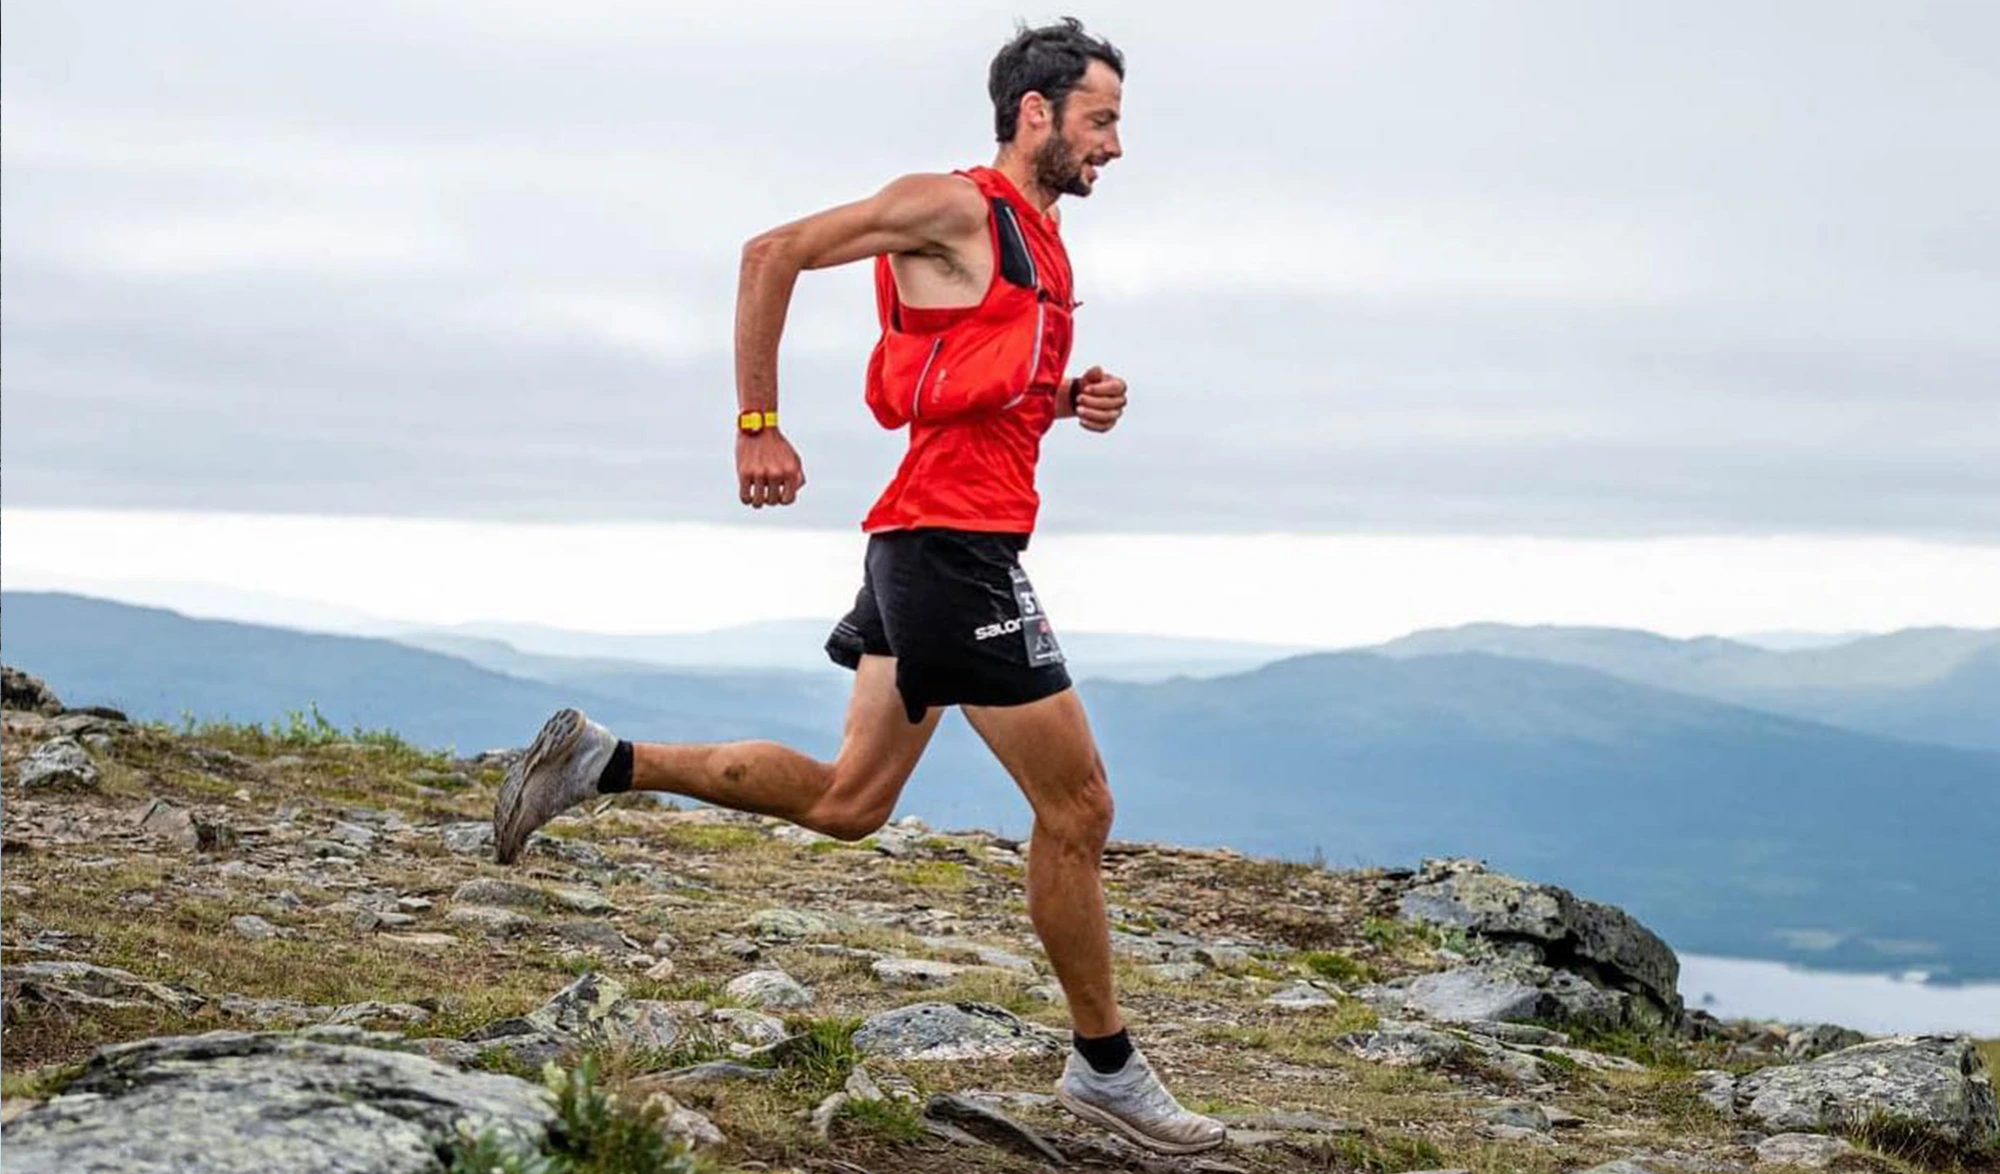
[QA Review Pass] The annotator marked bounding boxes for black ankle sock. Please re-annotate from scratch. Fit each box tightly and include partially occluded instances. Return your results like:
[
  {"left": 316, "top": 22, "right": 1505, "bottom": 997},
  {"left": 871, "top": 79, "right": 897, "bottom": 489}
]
[
  {"left": 596, "top": 740, "right": 634, "bottom": 794},
  {"left": 1073, "top": 1027, "right": 1134, "bottom": 1074}
]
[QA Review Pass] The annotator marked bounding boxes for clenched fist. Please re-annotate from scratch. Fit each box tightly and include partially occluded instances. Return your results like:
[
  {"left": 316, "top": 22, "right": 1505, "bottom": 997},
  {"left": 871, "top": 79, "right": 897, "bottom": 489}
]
[
  {"left": 737, "top": 429, "right": 805, "bottom": 508},
  {"left": 1072, "top": 365, "right": 1128, "bottom": 433}
]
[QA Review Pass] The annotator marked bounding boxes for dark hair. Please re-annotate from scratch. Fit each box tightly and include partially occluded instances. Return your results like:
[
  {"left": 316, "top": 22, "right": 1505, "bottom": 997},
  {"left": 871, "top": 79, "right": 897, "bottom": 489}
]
[{"left": 988, "top": 17, "right": 1124, "bottom": 143}]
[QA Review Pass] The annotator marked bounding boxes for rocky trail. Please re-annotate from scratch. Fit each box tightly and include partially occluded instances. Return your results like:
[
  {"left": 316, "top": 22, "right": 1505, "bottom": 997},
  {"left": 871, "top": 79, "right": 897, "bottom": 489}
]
[{"left": 3, "top": 665, "right": 1996, "bottom": 1174}]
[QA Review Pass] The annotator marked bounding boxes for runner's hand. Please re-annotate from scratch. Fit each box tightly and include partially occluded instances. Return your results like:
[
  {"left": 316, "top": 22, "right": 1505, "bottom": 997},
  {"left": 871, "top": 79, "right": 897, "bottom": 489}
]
[
  {"left": 1074, "top": 365, "right": 1128, "bottom": 433},
  {"left": 737, "top": 429, "right": 806, "bottom": 508}
]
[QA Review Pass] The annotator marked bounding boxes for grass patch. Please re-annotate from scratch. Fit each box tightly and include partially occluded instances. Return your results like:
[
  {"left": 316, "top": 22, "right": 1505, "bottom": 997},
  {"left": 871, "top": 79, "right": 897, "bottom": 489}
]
[
  {"left": 886, "top": 860, "right": 972, "bottom": 891},
  {"left": 447, "top": 1055, "right": 707, "bottom": 1174},
  {"left": 1302, "top": 1132, "right": 1446, "bottom": 1172},
  {"left": 833, "top": 1094, "right": 928, "bottom": 1144},
  {"left": 1299, "top": 949, "right": 1380, "bottom": 984},
  {"left": 1843, "top": 1108, "right": 2000, "bottom": 1170},
  {"left": 658, "top": 825, "right": 768, "bottom": 854},
  {"left": 771, "top": 1016, "right": 864, "bottom": 1096},
  {"left": 0, "top": 1060, "right": 89, "bottom": 1101}
]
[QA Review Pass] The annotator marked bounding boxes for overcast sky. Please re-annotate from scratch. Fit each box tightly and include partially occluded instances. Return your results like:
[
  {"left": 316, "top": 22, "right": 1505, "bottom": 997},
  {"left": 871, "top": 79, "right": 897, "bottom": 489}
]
[{"left": 6, "top": 0, "right": 1996, "bottom": 541}]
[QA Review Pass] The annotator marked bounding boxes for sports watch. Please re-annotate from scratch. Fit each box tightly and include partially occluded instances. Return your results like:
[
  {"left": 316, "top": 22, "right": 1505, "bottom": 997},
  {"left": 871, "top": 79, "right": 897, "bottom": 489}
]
[{"left": 737, "top": 409, "right": 778, "bottom": 435}]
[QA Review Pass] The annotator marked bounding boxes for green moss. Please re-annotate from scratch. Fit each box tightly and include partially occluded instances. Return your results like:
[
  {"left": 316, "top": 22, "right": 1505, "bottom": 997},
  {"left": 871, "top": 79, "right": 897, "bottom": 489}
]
[{"left": 1299, "top": 950, "right": 1379, "bottom": 984}]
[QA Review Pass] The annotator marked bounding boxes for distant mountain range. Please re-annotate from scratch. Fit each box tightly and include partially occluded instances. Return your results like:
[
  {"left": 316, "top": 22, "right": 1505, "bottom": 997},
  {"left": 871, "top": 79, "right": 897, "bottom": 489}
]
[
  {"left": 1371, "top": 623, "right": 2000, "bottom": 752},
  {"left": 6, "top": 590, "right": 1998, "bottom": 985}
]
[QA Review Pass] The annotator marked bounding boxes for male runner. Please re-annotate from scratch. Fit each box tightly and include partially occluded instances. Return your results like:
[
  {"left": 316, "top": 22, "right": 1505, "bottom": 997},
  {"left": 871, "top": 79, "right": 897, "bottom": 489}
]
[{"left": 492, "top": 19, "right": 1225, "bottom": 1154}]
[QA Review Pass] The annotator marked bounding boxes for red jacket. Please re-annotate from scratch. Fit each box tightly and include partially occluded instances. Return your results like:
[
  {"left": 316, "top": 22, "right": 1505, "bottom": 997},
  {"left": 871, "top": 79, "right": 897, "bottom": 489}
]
[{"left": 860, "top": 166, "right": 1077, "bottom": 535}]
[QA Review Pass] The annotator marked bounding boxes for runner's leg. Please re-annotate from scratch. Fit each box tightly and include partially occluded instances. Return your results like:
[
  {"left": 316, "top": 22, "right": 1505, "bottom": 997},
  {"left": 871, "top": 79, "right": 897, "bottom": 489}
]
[
  {"left": 961, "top": 687, "right": 1121, "bottom": 1036},
  {"left": 628, "top": 653, "right": 941, "bottom": 840}
]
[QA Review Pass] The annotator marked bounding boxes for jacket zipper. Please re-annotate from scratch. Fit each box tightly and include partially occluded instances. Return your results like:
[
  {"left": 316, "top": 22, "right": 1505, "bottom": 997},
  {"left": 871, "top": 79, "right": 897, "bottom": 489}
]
[
  {"left": 909, "top": 337, "right": 943, "bottom": 419},
  {"left": 1003, "top": 298, "right": 1046, "bottom": 411}
]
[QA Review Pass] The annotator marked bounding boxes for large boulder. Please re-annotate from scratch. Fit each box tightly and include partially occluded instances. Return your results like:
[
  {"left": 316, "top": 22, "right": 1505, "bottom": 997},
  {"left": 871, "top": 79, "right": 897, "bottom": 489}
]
[
  {"left": 1730, "top": 1033, "right": 1998, "bottom": 1149},
  {"left": 0, "top": 1030, "right": 554, "bottom": 1174},
  {"left": 16, "top": 737, "right": 100, "bottom": 789},
  {"left": 2, "top": 666, "right": 63, "bottom": 714},
  {"left": 1396, "top": 857, "right": 1682, "bottom": 1029}
]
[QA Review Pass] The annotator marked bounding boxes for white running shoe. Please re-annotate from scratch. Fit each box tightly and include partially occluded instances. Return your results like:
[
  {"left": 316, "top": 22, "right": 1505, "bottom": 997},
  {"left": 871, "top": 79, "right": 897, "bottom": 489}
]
[
  {"left": 1055, "top": 1045, "right": 1227, "bottom": 1154},
  {"left": 493, "top": 708, "right": 618, "bottom": 865}
]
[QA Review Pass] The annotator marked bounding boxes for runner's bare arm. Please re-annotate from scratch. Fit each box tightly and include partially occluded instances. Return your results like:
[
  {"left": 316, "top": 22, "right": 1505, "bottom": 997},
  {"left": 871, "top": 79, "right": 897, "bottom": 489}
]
[{"left": 732, "top": 174, "right": 987, "bottom": 509}]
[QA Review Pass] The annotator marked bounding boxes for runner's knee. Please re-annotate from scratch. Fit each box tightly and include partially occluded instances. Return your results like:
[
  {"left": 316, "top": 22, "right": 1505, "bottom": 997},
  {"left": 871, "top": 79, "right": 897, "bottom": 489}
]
[
  {"left": 806, "top": 763, "right": 906, "bottom": 841},
  {"left": 1037, "top": 764, "right": 1114, "bottom": 853},
  {"left": 809, "top": 799, "right": 894, "bottom": 842}
]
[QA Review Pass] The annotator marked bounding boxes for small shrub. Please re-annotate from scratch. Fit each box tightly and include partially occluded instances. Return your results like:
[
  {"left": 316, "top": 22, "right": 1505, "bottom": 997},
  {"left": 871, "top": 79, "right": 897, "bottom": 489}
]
[
  {"left": 773, "top": 1016, "right": 864, "bottom": 1095},
  {"left": 1299, "top": 950, "right": 1378, "bottom": 984},
  {"left": 834, "top": 1095, "right": 927, "bottom": 1144},
  {"left": 447, "top": 1055, "right": 705, "bottom": 1174}
]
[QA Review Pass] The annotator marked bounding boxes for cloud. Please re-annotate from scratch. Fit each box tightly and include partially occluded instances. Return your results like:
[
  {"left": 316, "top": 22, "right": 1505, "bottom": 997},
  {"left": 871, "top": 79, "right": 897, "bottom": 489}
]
[{"left": 4, "top": 0, "right": 1997, "bottom": 537}]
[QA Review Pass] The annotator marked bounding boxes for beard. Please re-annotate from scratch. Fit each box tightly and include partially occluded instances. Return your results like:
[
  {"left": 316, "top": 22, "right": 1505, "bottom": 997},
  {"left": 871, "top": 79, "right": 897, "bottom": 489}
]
[{"left": 1032, "top": 127, "right": 1094, "bottom": 198}]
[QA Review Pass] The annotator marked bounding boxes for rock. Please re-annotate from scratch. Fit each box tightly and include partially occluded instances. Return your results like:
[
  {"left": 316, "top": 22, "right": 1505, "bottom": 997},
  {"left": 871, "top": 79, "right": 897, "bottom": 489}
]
[
  {"left": 132, "top": 799, "right": 234, "bottom": 853},
  {"left": 395, "top": 896, "right": 432, "bottom": 912},
  {"left": 2, "top": 666, "right": 63, "bottom": 714},
  {"left": 706, "top": 1007, "right": 788, "bottom": 1048},
  {"left": 644, "top": 958, "right": 677, "bottom": 981},
  {"left": 381, "top": 932, "right": 458, "bottom": 952},
  {"left": 724, "top": 968, "right": 814, "bottom": 1010},
  {"left": 924, "top": 1092, "right": 1067, "bottom": 1164},
  {"left": 217, "top": 995, "right": 325, "bottom": 1027},
  {"left": 229, "top": 915, "right": 279, "bottom": 941},
  {"left": 1459, "top": 1020, "right": 1570, "bottom": 1047},
  {"left": 717, "top": 935, "right": 761, "bottom": 961},
  {"left": 1147, "top": 962, "right": 1209, "bottom": 983},
  {"left": 645, "top": 1092, "right": 725, "bottom": 1147},
  {"left": 327, "top": 1001, "right": 431, "bottom": 1027},
  {"left": 1755, "top": 1133, "right": 1855, "bottom": 1167},
  {"left": 0, "top": 1031, "right": 554, "bottom": 1174},
  {"left": 554, "top": 920, "right": 628, "bottom": 953},
  {"left": 328, "top": 821, "right": 378, "bottom": 847},
  {"left": 1265, "top": 982, "right": 1340, "bottom": 1010},
  {"left": 809, "top": 1091, "right": 849, "bottom": 1138},
  {"left": 547, "top": 887, "right": 612, "bottom": 915},
  {"left": 920, "top": 936, "right": 1038, "bottom": 973},
  {"left": 354, "top": 911, "right": 418, "bottom": 932},
  {"left": 451, "top": 879, "right": 546, "bottom": 910},
  {"left": 1025, "top": 983, "right": 1066, "bottom": 1004},
  {"left": 742, "top": 907, "right": 835, "bottom": 941},
  {"left": 854, "top": 1002, "right": 1065, "bottom": 1062},
  {"left": 1193, "top": 944, "right": 1253, "bottom": 972},
  {"left": 1218, "top": 1110, "right": 1362, "bottom": 1133},
  {"left": 1334, "top": 1022, "right": 1470, "bottom": 1068},
  {"left": 440, "top": 823, "right": 494, "bottom": 855},
  {"left": 17, "top": 737, "right": 98, "bottom": 789},
  {"left": 1475, "top": 1102, "right": 1551, "bottom": 1132},
  {"left": 1782, "top": 1022, "right": 1868, "bottom": 1061},
  {"left": 643, "top": 1061, "right": 776, "bottom": 1086},
  {"left": 1693, "top": 1069, "right": 1738, "bottom": 1115},
  {"left": 445, "top": 906, "right": 531, "bottom": 937},
  {"left": 873, "top": 958, "right": 969, "bottom": 989},
  {"left": 1732, "top": 1033, "right": 1998, "bottom": 1148},
  {"left": 1397, "top": 857, "right": 1682, "bottom": 1029},
  {"left": 1398, "top": 964, "right": 1550, "bottom": 1023}
]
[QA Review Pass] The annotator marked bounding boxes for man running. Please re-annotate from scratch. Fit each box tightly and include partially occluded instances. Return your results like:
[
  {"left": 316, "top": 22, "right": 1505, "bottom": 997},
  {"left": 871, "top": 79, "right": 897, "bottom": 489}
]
[{"left": 492, "top": 19, "right": 1225, "bottom": 1155}]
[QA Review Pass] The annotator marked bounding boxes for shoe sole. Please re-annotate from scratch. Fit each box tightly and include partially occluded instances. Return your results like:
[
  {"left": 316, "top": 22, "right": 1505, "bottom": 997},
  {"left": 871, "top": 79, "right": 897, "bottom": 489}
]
[
  {"left": 494, "top": 707, "right": 586, "bottom": 864},
  {"left": 1055, "top": 1088, "right": 1227, "bottom": 1155}
]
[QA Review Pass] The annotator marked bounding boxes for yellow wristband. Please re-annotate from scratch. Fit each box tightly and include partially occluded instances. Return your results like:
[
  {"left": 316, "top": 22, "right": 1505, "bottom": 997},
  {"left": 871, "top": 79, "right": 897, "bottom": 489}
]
[{"left": 737, "top": 409, "right": 778, "bottom": 433}]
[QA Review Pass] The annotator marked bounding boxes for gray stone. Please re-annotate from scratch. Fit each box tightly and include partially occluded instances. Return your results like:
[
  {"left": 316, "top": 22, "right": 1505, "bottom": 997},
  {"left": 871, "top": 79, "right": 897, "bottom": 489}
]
[
  {"left": 924, "top": 1092, "right": 1066, "bottom": 1165},
  {"left": 446, "top": 906, "right": 531, "bottom": 936},
  {"left": 742, "top": 907, "right": 835, "bottom": 941},
  {"left": 854, "top": 1002, "right": 1066, "bottom": 1062},
  {"left": 1146, "top": 962, "right": 1209, "bottom": 982},
  {"left": 230, "top": 915, "right": 279, "bottom": 941},
  {"left": 1219, "top": 1110, "right": 1362, "bottom": 1133},
  {"left": 642, "top": 1092, "right": 725, "bottom": 1147},
  {"left": 217, "top": 995, "right": 327, "bottom": 1027},
  {"left": 1334, "top": 1022, "right": 1470, "bottom": 1068},
  {"left": 1755, "top": 1132, "right": 1855, "bottom": 1167},
  {"left": 1475, "top": 1102, "right": 1551, "bottom": 1131},
  {"left": 1693, "top": 1069, "right": 1738, "bottom": 1116},
  {"left": 0, "top": 1030, "right": 553, "bottom": 1174},
  {"left": 873, "top": 958, "right": 969, "bottom": 988},
  {"left": 706, "top": 1007, "right": 788, "bottom": 1048},
  {"left": 1193, "top": 944, "right": 1253, "bottom": 972},
  {"left": 4, "top": 961, "right": 207, "bottom": 1016},
  {"left": 353, "top": 911, "right": 417, "bottom": 932},
  {"left": 133, "top": 800, "right": 234, "bottom": 853},
  {"left": 547, "top": 887, "right": 612, "bottom": 915},
  {"left": 920, "top": 936, "right": 1038, "bottom": 973},
  {"left": 1399, "top": 964, "right": 1550, "bottom": 1023},
  {"left": 1265, "top": 981, "right": 1340, "bottom": 1010},
  {"left": 1459, "top": 1020, "right": 1571, "bottom": 1047},
  {"left": 1783, "top": 1022, "right": 1868, "bottom": 1061},
  {"left": 1397, "top": 857, "right": 1681, "bottom": 1028},
  {"left": 452, "top": 878, "right": 546, "bottom": 909},
  {"left": 440, "top": 822, "right": 494, "bottom": 855},
  {"left": 724, "top": 968, "right": 814, "bottom": 1010},
  {"left": 3, "top": 665, "right": 63, "bottom": 714},
  {"left": 554, "top": 920, "right": 628, "bottom": 952},
  {"left": 1733, "top": 1033, "right": 1998, "bottom": 1147},
  {"left": 17, "top": 737, "right": 98, "bottom": 789}
]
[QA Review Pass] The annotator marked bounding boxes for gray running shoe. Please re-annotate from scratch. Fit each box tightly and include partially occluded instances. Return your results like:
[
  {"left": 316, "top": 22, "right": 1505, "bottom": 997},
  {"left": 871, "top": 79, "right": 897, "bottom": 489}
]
[
  {"left": 1055, "top": 1045, "right": 1226, "bottom": 1154},
  {"left": 493, "top": 707, "right": 618, "bottom": 865}
]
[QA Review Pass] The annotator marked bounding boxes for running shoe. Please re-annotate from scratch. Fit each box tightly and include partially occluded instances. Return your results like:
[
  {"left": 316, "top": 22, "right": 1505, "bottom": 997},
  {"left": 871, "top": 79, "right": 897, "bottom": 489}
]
[
  {"left": 493, "top": 707, "right": 618, "bottom": 864},
  {"left": 1055, "top": 1045, "right": 1227, "bottom": 1154}
]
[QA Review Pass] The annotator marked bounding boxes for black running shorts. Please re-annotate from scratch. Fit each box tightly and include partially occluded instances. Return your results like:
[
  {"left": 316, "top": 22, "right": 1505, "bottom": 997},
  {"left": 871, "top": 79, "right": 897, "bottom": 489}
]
[{"left": 825, "top": 528, "right": 1071, "bottom": 723}]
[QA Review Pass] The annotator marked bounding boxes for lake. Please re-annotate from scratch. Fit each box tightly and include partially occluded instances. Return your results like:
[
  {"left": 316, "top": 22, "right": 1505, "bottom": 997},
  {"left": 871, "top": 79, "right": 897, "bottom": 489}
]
[{"left": 1679, "top": 953, "right": 2000, "bottom": 1036}]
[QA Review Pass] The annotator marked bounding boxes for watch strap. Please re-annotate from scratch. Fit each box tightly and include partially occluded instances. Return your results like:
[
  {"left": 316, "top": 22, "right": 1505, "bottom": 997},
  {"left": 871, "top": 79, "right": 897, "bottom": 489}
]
[{"left": 737, "top": 409, "right": 778, "bottom": 433}]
